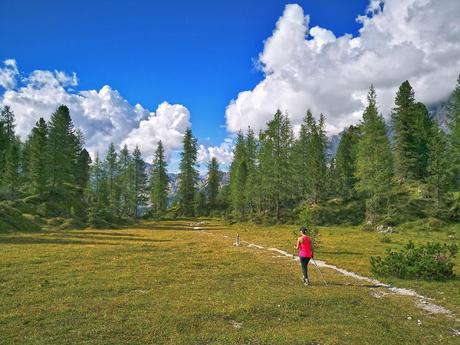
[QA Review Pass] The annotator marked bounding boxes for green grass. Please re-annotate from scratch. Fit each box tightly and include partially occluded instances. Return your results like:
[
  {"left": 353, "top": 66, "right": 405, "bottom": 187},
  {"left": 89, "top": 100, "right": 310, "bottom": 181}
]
[{"left": 0, "top": 220, "right": 459, "bottom": 344}]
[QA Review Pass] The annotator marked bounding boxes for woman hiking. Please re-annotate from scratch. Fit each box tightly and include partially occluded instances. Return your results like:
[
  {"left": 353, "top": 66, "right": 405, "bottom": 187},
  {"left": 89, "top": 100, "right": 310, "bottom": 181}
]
[{"left": 296, "top": 226, "right": 313, "bottom": 286}]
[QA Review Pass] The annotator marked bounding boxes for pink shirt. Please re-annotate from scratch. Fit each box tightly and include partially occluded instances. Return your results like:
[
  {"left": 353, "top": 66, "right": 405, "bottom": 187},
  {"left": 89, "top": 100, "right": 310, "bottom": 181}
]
[{"left": 299, "top": 235, "right": 313, "bottom": 258}]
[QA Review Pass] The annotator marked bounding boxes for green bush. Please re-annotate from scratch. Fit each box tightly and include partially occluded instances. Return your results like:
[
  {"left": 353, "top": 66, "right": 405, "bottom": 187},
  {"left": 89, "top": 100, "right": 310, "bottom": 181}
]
[{"left": 371, "top": 241, "right": 458, "bottom": 280}]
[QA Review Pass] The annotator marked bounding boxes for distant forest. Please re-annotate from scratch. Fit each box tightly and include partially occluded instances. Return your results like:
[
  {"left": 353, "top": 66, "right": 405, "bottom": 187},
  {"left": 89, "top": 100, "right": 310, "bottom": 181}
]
[{"left": 1, "top": 77, "right": 459, "bottom": 230}]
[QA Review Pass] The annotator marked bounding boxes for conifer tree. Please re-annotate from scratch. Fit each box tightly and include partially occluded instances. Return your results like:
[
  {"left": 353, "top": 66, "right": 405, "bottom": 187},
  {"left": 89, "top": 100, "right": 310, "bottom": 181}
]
[
  {"left": 0, "top": 105, "right": 15, "bottom": 142},
  {"left": 356, "top": 86, "right": 394, "bottom": 223},
  {"left": 309, "top": 113, "right": 328, "bottom": 203},
  {"left": 392, "top": 81, "right": 419, "bottom": 180},
  {"left": 244, "top": 128, "right": 258, "bottom": 216},
  {"left": 88, "top": 153, "right": 108, "bottom": 225},
  {"left": 47, "top": 105, "right": 78, "bottom": 189},
  {"left": 149, "top": 141, "right": 169, "bottom": 218},
  {"left": 206, "top": 157, "right": 220, "bottom": 210},
  {"left": 257, "top": 110, "right": 293, "bottom": 220},
  {"left": 427, "top": 125, "right": 450, "bottom": 208},
  {"left": 448, "top": 75, "right": 460, "bottom": 189},
  {"left": 27, "top": 118, "right": 48, "bottom": 195},
  {"left": 292, "top": 110, "right": 314, "bottom": 200},
  {"left": 75, "top": 149, "right": 91, "bottom": 191},
  {"left": 178, "top": 128, "right": 198, "bottom": 216},
  {"left": 335, "top": 125, "right": 360, "bottom": 200},
  {"left": 229, "top": 132, "right": 247, "bottom": 218},
  {"left": 412, "top": 102, "right": 433, "bottom": 179},
  {"left": 105, "top": 143, "right": 119, "bottom": 213},
  {"left": 132, "top": 146, "right": 147, "bottom": 218},
  {"left": 118, "top": 144, "right": 132, "bottom": 217}
]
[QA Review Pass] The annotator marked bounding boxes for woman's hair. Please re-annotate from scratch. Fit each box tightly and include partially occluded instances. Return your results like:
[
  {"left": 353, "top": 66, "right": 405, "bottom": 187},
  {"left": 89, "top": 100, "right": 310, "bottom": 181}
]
[{"left": 300, "top": 226, "right": 308, "bottom": 235}]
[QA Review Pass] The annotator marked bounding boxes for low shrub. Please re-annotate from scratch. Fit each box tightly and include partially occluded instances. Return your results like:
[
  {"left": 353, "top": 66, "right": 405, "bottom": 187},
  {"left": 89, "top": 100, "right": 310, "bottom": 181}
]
[
  {"left": 297, "top": 199, "right": 365, "bottom": 226},
  {"left": 370, "top": 241, "right": 458, "bottom": 280}
]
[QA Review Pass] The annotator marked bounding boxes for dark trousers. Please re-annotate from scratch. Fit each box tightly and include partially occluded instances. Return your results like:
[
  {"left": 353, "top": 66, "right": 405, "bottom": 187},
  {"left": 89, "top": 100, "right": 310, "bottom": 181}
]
[{"left": 300, "top": 256, "right": 310, "bottom": 281}]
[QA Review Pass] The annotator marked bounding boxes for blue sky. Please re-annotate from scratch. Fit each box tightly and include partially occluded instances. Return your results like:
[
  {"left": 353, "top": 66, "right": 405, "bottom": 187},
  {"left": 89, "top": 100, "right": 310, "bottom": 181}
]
[
  {"left": 0, "top": 0, "right": 368, "bottom": 146},
  {"left": 1, "top": 0, "right": 459, "bottom": 172}
]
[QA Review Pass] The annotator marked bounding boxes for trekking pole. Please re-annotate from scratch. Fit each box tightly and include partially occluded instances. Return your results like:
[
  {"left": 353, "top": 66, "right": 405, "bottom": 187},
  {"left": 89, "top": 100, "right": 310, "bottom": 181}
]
[{"left": 311, "top": 258, "right": 327, "bottom": 286}]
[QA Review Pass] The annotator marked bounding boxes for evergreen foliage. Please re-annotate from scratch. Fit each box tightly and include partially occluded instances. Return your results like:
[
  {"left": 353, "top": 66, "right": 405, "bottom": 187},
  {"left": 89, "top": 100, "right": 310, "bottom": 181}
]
[
  {"left": 2, "top": 76, "right": 460, "bottom": 230},
  {"left": 149, "top": 141, "right": 169, "bottom": 218},
  {"left": 178, "top": 128, "right": 198, "bottom": 216},
  {"left": 371, "top": 241, "right": 458, "bottom": 280},
  {"left": 132, "top": 146, "right": 148, "bottom": 218},
  {"left": 356, "top": 86, "right": 394, "bottom": 223},
  {"left": 206, "top": 157, "right": 220, "bottom": 210},
  {"left": 27, "top": 118, "right": 48, "bottom": 195},
  {"left": 335, "top": 125, "right": 360, "bottom": 200},
  {"left": 448, "top": 75, "right": 460, "bottom": 189}
]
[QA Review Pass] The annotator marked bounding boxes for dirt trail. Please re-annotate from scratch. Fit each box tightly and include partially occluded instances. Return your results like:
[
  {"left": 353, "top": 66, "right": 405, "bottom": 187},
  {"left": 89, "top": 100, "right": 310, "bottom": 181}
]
[{"left": 194, "top": 224, "right": 457, "bottom": 319}]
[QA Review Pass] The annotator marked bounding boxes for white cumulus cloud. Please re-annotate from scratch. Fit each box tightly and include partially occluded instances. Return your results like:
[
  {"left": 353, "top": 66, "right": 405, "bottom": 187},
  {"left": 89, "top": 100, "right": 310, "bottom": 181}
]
[
  {"left": 0, "top": 61, "right": 190, "bottom": 160},
  {"left": 122, "top": 102, "right": 191, "bottom": 162},
  {"left": 197, "top": 138, "right": 234, "bottom": 167},
  {"left": 225, "top": 0, "right": 460, "bottom": 135},
  {"left": 0, "top": 59, "right": 19, "bottom": 89}
]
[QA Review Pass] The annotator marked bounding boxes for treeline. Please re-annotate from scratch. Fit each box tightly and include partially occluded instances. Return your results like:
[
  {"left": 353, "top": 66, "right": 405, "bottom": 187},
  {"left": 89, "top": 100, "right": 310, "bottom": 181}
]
[
  {"left": 1, "top": 76, "right": 460, "bottom": 230},
  {"left": 0, "top": 105, "right": 222, "bottom": 229},
  {"left": 227, "top": 77, "right": 460, "bottom": 226}
]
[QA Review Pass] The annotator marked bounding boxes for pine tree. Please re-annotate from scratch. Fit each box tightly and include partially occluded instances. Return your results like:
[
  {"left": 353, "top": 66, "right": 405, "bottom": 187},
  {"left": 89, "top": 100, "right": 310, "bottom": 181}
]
[
  {"left": 244, "top": 128, "right": 258, "bottom": 216},
  {"left": 356, "top": 86, "right": 394, "bottom": 223},
  {"left": 105, "top": 143, "right": 119, "bottom": 213},
  {"left": 47, "top": 105, "right": 78, "bottom": 189},
  {"left": 206, "top": 157, "right": 220, "bottom": 211},
  {"left": 309, "top": 113, "right": 328, "bottom": 203},
  {"left": 149, "top": 141, "right": 169, "bottom": 218},
  {"left": 335, "top": 125, "right": 360, "bottom": 200},
  {"left": 412, "top": 102, "right": 433, "bottom": 179},
  {"left": 448, "top": 75, "right": 460, "bottom": 190},
  {"left": 257, "top": 110, "right": 293, "bottom": 221},
  {"left": 118, "top": 144, "right": 133, "bottom": 217},
  {"left": 0, "top": 105, "right": 15, "bottom": 142},
  {"left": 88, "top": 153, "right": 108, "bottom": 226},
  {"left": 27, "top": 118, "right": 48, "bottom": 195},
  {"left": 132, "top": 146, "right": 147, "bottom": 218},
  {"left": 392, "top": 81, "right": 419, "bottom": 180},
  {"left": 229, "top": 132, "right": 247, "bottom": 218},
  {"left": 75, "top": 149, "right": 91, "bottom": 191},
  {"left": 178, "top": 128, "right": 198, "bottom": 216},
  {"left": 292, "top": 110, "right": 314, "bottom": 200},
  {"left": 427, "top": 125, "right": 450, "bottom": 208}
]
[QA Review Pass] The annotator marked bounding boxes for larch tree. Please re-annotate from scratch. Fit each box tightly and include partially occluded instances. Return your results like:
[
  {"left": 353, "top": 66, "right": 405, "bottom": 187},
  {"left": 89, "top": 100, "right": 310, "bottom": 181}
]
[
  {"left": 335, "top": 125, "right": 360, "bottom": 200},
  {"left": 448, "top": 75, "right": 460, "bottom": 190},
  {"left": 427, "top": 124, "right": 450, "bottom": 208},
  {"left": 132, "top": 146, "right": 148, "bottom": 218},
  {"left": 229, "top": 131, "right": 247, "bottom": 218},
  {"left": 177, "top": 128, "right": 199, "bottom": 216},
  {"left": 149, "top": 141, "right": 169, "bottom": 218},
  {"left": 206, "top": 157, "right": 220, "bottom": 211},
  {"left": 105, "top": 143, "right": 119, "bottom": 213},
  {"left": 27, "top": 118, "right": 49, "bottom": 195},
  {"left": 47, "top": 105, "right": 78, "bottom": 189},
  {"left": 356, "top": 85, "right": 394, "bottom": 223}
]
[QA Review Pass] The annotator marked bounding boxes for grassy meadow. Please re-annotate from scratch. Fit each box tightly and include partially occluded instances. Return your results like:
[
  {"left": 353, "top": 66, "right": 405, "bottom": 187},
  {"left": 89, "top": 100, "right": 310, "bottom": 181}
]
[{"left": 1, "top": 220, "right": 459, "bottom": 345}]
